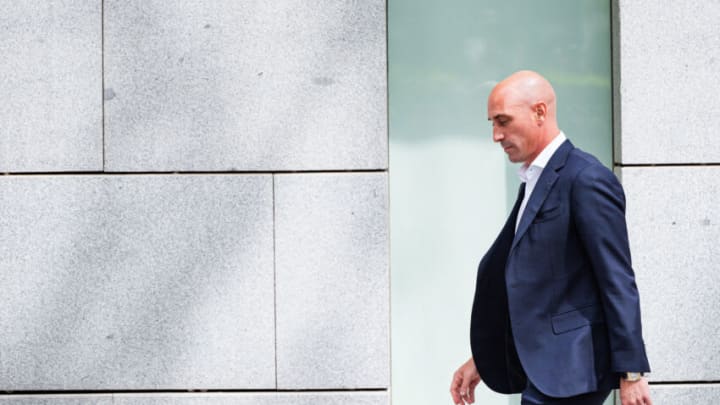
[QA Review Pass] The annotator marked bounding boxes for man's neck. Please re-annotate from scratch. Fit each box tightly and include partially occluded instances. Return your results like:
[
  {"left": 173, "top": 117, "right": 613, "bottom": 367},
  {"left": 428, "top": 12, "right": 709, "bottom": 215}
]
[{"left": 523, "top": 131, "right": 563, "bottom": 167}]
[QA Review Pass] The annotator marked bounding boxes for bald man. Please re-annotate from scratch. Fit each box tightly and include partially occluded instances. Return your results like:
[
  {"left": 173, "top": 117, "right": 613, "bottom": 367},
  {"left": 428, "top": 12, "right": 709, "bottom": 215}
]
[{"left": 449, "top": 71, "right": 652, "bottom": 405}]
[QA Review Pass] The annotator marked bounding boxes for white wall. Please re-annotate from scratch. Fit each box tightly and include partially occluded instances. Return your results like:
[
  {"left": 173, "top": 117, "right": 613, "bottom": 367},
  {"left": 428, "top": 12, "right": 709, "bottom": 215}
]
[
  {"left": 0, "top": 1, "right": 388, "bottom": 403},
  {"left": 614, "top": 0, "right": 720, "bottom": 402}
]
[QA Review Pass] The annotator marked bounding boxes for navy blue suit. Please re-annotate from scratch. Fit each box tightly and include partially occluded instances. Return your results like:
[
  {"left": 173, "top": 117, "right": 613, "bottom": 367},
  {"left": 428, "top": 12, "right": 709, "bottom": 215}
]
[{"left": 470, "top": 140, "right": 650, "bottom": 398}]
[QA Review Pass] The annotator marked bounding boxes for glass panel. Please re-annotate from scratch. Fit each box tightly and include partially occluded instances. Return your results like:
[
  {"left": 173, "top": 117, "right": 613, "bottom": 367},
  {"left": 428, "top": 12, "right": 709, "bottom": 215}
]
[{"left": 389, "top": 1, "right": 613, "bottom": 405}]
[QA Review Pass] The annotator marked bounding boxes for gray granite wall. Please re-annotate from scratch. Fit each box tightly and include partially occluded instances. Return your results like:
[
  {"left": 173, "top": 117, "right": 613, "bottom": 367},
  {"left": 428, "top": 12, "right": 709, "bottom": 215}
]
[
  {"left": 0, "top": 1, "right": 388, "bottom": 403},
  {"left": 613, "top": 0, "right": 720, "bottom": 403}
]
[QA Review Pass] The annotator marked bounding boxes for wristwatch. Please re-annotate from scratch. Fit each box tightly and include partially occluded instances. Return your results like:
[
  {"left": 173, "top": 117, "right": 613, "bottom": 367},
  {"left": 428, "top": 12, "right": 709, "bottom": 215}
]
[{"left": 622, "top": 372, "right": 643, "bottom": 382}]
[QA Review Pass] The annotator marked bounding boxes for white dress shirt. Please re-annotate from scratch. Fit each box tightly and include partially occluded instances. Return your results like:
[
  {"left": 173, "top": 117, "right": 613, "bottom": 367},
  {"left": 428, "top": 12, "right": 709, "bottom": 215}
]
[{"left": 515, "top": 132, "right": 567, "bottom": 232}]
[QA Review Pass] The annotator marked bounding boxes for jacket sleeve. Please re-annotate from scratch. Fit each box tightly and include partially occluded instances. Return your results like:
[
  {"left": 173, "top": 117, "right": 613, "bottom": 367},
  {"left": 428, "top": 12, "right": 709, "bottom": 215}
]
[{"left": 571, "top": 163, "right": 650, "bottom": 373}]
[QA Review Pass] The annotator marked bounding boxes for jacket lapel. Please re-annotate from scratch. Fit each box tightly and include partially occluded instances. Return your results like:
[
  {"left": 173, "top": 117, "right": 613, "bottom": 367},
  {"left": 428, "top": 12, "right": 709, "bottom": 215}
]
[{"left": 511, "top": 140, "right": 574, "bottom": 250}]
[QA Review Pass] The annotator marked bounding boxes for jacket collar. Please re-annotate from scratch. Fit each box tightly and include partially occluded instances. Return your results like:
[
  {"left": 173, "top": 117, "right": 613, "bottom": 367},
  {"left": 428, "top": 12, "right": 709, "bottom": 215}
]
[{"left": 511, "top": 140, "right": 574, "bottom": 250}]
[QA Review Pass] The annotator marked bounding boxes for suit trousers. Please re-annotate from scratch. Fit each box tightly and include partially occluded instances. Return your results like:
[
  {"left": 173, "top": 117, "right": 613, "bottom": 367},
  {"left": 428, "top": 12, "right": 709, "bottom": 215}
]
[{"left": 521, "top": 380, "right": 611, "bottom": 405}]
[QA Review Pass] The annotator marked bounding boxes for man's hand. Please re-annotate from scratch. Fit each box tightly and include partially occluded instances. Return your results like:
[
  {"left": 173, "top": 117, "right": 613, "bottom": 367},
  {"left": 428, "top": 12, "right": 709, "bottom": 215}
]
[
  {"left": 619, "top": 377, "right": 652, "bottom": 405},
  {"left": 450, "top": 357, "right": 481, "bottom": 405}
]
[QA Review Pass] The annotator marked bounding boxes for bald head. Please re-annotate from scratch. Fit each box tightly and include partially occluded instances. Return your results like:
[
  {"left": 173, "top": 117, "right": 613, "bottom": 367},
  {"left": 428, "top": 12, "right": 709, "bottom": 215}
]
[
  {"left": 487, "top": 71, "right": 561, "bottom": 164},
  {"left": 489, "top": 70, "right": 558, "bottom": 123}
]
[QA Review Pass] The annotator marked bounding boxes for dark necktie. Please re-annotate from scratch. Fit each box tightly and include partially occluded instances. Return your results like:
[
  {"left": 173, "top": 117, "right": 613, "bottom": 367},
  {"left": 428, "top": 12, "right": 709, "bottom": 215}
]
[{"left": 510, "top": 182, "right": 526, "bottom": 228}]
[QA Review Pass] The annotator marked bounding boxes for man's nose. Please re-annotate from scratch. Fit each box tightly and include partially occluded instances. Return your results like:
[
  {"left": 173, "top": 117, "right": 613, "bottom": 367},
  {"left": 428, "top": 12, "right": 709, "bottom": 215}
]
[{"left": 493, "top": 130, "right": 504, "bottom": 143}]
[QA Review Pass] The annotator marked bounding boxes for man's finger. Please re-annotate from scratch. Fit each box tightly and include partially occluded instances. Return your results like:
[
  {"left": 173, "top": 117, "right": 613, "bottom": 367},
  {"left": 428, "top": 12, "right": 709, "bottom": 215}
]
[
  {"left": 450, "top": 374, "right": 462, "bottom": 404},
  {"left": 468, "top": 380, "right": 478, "bottom": 403},
  {"left": 643, "top": 387, "right": 653, "bottom": 405},
  {"left": 449, "top": 387, "right": 459, "bottom": 403},
  {"left": 459, "top": 380, "right": 471, "bottom": 405}
]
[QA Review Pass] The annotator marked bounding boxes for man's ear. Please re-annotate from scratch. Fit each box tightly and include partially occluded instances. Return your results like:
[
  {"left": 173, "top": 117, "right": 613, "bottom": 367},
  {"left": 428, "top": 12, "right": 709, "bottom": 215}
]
[{"left": 533, "top": 102, "right": 547, "bottom": 125}]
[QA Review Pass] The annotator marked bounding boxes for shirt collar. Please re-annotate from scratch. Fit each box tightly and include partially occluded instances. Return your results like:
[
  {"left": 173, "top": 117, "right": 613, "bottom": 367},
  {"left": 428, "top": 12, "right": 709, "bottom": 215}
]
[{"left": 517, "top": 132, "right": 567, "bottom": 182}]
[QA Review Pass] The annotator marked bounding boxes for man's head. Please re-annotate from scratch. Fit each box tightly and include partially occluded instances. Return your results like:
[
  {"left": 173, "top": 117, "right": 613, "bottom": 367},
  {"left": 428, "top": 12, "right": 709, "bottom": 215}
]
[{"left": 487, "top": 70, "right": 560, "bottom": 164}]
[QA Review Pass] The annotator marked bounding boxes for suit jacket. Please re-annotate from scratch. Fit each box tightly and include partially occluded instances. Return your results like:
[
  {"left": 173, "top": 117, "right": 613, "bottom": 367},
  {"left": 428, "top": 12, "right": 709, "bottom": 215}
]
[{"left": 469, "top": 140, "right": 650, "bottom": 398}]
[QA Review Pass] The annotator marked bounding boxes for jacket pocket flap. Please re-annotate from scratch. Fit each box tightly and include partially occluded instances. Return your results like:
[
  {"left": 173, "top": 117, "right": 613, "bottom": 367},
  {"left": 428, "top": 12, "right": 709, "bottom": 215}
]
[
  {"left": 533, "top": 205, "right": 561, "bottom": 223},
  {"left": 551, "top": 305, "right": 603, "bottom": 334}
]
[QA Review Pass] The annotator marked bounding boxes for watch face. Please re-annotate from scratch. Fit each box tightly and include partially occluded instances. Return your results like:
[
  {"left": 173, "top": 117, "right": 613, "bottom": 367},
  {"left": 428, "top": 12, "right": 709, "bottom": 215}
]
[{"left": 625, "top": 372, "right": 642, "bottom": 381}]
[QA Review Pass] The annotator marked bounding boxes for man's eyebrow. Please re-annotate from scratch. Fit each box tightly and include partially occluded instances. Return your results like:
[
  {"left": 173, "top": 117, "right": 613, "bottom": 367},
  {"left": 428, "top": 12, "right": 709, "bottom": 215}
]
[{"left": 489, "top": 114, "right": 508, "bottom": 121}]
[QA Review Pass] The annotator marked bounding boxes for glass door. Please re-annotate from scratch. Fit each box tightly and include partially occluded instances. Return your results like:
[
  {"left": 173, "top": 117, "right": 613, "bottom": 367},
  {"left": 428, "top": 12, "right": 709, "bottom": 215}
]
[{"left": 389, "top": 1, "right": 614, "bottom": 404}]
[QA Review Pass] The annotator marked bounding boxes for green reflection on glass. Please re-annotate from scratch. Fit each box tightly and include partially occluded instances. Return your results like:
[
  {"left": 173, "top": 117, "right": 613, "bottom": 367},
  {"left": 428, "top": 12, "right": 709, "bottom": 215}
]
[{"left": 389, "top": 1, "right": 613, "bottom": 405}]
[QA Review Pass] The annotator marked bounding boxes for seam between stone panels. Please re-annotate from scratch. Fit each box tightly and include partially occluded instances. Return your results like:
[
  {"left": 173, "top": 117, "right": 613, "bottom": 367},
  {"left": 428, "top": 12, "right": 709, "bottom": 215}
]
[
  {"left": 610, "top": 0, "right": 619, "bottom": 167},
  {"left": 101, "top": 0, "right": 106, "bottom": 171},
  {"left": 648, "top": 381, "right": 720, "bottom": 385},
  {"left": 272, "top": 173, "right": 278, "bottom": 389},
  {"left": 615, "top": 163, "right": 720, "bottom": 167},
  {"left": 0, "top": 389, "right": 390, "bottom": 395},
  {"left": 0, "top": 169, "right": 390, "bottom": 176}
]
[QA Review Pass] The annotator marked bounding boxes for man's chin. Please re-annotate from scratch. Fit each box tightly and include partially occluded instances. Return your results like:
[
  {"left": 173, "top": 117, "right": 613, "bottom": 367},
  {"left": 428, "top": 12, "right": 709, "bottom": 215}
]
[{"left": 506, "top": 154, "right": 523, "bottom": 163}]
